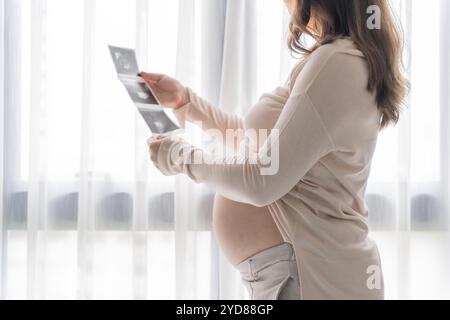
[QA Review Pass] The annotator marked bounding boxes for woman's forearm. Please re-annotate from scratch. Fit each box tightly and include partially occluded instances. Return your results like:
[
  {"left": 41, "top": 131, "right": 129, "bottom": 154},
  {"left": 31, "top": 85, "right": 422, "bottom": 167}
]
[{"left": 174, "top": 88, "right": 245, "bottom": 149}]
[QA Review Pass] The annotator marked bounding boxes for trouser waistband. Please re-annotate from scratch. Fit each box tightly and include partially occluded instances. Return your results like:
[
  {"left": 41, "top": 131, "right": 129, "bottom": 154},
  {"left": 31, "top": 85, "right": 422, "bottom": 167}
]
[{"left": 236, "top": 243, "right": 295, "bottom": 277}]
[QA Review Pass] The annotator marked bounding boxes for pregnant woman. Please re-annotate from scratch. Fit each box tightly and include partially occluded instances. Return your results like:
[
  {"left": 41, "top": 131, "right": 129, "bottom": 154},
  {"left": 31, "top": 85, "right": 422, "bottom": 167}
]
[{"left": 142, "top": 0, "right": 408, "bottom": 300}]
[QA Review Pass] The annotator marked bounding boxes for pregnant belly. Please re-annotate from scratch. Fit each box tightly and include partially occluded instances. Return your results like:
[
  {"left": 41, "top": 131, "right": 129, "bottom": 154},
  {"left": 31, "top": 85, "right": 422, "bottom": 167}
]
[{"left": 212, "top": 194, "right": 284, "bottom": 266}]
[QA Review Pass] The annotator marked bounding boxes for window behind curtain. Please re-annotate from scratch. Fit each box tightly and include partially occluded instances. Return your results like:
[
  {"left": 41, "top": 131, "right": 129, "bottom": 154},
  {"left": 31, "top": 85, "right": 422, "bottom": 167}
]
[{"left": 2, "top": 0, "right": 450, "bottom": 300}]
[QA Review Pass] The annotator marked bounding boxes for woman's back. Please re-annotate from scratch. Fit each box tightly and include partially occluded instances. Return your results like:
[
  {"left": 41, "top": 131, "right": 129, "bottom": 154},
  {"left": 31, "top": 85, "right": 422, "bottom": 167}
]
[{"left": 265, "top": 38, "right": 384, "bottom": 299}]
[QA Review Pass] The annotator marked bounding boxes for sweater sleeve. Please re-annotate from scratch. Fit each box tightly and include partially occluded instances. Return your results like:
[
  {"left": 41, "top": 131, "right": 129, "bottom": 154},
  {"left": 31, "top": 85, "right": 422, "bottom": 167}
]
[
  {"left": 173, "top": 85, "right": 290, "bottom": 149},
  {"left": 156, "top": 48, "right": 360, "bottom": 207},
  {"left": 156, "top": 91, "right": 334, "bottom": 207},
  {"left": 174, "top": 88, "right": 245, "bottom": 132}
]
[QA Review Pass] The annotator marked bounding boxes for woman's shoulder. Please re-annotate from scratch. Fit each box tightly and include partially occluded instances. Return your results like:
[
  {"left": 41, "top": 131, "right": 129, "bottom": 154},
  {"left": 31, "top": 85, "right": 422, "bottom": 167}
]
[
  {"left": 288, "top": 38, "right": 363, "bottom": 88},
  {"left": 290, "top": 38, "right": 368, "bottom": 96},
  {"left": 314, "top": 37, "right": 365, "bottom": 58},
  {"left": 293, "top": 38, "right": 379, "bottom": 141}
]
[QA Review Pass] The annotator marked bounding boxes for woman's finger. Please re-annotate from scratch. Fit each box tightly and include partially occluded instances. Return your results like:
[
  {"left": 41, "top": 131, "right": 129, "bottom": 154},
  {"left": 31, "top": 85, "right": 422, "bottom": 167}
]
[
  {"left": 156, "top": 134, "right": 168, "bottom": 140},
  {"left": 139, "top": 72, "right": 164, "bottom": 82},
  {"left": 147, "top": 137, "right": 158, "bottom": 146},
  {"left": 150, "top": 142, "right": 161, "bottom": 163}
]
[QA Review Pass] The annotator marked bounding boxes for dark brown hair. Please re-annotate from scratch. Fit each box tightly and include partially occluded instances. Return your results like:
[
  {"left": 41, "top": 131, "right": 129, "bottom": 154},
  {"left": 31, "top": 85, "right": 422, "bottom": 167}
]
[{"left": 287, "top": 0, "right": 409, "bottom": 129}]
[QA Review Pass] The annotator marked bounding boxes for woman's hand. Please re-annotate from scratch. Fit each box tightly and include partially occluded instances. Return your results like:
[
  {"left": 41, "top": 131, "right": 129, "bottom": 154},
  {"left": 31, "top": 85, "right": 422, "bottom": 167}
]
[
  {"left": 139, "top": 72, "right": 189, "bottom": 110},
  {"left": 147, "top": 135, "right": 166, "bottom": 163},
  {"left": 147, "top": 134, "right": 197, "bottom": 177}
]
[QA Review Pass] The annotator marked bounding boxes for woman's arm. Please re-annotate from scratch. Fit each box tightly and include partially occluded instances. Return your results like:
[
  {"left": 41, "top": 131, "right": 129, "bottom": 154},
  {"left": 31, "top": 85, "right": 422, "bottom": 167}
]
[
  {"left": 173, "top": 88, "right": 245, "bottom": 134},
  {"left": 150, "top": 48, "right": 365, "bottom": 206},
  {"left": 155, "top": 91, "right": 334, "bottom": 207},
  {"left": 174, "top": 85, "right": 290, "bottom": 149},
  {"left": 140, "top": 72, "right": 290, "bottom": 150}
]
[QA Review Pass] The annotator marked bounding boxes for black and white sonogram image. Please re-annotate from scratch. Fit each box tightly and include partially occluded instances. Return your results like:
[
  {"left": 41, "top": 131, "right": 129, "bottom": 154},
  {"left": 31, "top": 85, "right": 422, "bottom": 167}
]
[
  {"left": 138, "top": 108, "right": 180, "bottom": 134},
  {"left": 122, "top": 80, "right": 159, "bottom": 105},
  {"left": 109, "top": 46, "right": 139, "bottom": 75},
  {"left": 109, "top": 45, "right": 180, "bottom": 134}
]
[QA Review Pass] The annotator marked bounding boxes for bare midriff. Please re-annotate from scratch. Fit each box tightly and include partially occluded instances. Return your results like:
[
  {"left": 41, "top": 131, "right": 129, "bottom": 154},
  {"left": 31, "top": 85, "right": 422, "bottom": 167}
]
[{"left": 212, "top": 194, "right": 284, "bottom": 267}]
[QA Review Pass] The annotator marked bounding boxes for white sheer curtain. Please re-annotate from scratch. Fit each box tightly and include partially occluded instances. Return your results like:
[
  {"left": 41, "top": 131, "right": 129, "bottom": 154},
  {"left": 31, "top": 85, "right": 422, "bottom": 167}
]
[
  {"left": 0, "top": 0, "right": 292, "bottom": 300},
  {"left": 369, "top": 0, "right": 450, "bottom": 300},
  {"left": 0, "top": 0, "right": 5, "bottom": 299},
  {"left": 0, "top": 0, "right": 449, "bottom": 300}
]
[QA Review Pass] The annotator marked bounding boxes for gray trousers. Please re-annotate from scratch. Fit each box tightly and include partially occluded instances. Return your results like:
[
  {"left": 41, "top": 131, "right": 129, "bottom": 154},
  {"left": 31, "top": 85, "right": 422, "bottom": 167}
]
[{"left": 237, "top": 243, "right": 301, "bottom": 300}]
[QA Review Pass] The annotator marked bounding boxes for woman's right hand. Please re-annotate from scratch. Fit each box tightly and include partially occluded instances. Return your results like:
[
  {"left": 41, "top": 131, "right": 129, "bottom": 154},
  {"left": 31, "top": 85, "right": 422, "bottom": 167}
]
[{"left": 138, "top": 72, "right": 189, "bottom": 110}]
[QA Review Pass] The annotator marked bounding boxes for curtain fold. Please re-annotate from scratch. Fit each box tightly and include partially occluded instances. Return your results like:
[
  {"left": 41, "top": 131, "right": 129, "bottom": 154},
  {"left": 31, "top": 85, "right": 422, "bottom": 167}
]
[
  {"left": 172, "top": 0, "right": 207, "bottom": 300},
  {"left": 0, "top": 0, "right": 5, "bottom": 301},
  {"left": 77, "top": 0, "right": 96, "bottom": 300},
  {"left": 132, "top": 0, "right": 150, "bottom": 301},
  {"left": 219, "top": 0, "right": 258, "bottom": 115},
  {"left": 440, "top": 0, "right": 450, "bottom": 231},
  {"left": 27, "top": 0, "right": 47, "bottom": 299},
  {"left": 3, "top": 0, "right": 26, "bottom": 299}
]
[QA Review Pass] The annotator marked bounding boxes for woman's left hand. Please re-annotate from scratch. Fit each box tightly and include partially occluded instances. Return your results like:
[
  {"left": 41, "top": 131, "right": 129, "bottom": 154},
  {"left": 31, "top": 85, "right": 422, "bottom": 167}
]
[
  {"left": 147, "top": 134, "right": 196, "bottom": 177},
  {"left": 147, "top": 134, "right": 167, "bottom": 164}
]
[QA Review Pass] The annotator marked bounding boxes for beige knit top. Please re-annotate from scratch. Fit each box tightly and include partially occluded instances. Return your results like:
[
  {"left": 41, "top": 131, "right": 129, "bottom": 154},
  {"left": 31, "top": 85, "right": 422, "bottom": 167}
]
[{"left": 154, "top": 38, "right": 385, "bottom": 300}]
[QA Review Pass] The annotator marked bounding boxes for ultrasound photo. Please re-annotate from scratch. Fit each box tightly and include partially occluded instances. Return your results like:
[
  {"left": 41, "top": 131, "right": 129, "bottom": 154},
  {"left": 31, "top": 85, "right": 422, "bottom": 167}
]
[
  {"left": 137, "top": 107, "right": 180, "bottom": 134},
  {"left": 109, "top": 45, "right": 180, "bottom": 134},
  {"left": 122, "top": 78, "right": 159, "bottom": 105},
  {"left": 109, "top": 46, "right": 139, "bottom": 75}
]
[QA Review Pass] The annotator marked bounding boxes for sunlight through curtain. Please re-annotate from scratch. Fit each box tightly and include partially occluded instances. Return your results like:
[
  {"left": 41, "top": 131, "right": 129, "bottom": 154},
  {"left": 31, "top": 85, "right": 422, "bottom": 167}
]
[{"left": 1, "top": 0, "right": 450, "bottom": 300}]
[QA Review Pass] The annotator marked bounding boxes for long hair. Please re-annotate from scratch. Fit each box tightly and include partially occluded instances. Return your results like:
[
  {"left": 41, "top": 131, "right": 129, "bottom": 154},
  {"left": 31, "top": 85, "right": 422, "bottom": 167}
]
[{"left": 287, "top": 0, "right": 409, "bottom": 129}]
